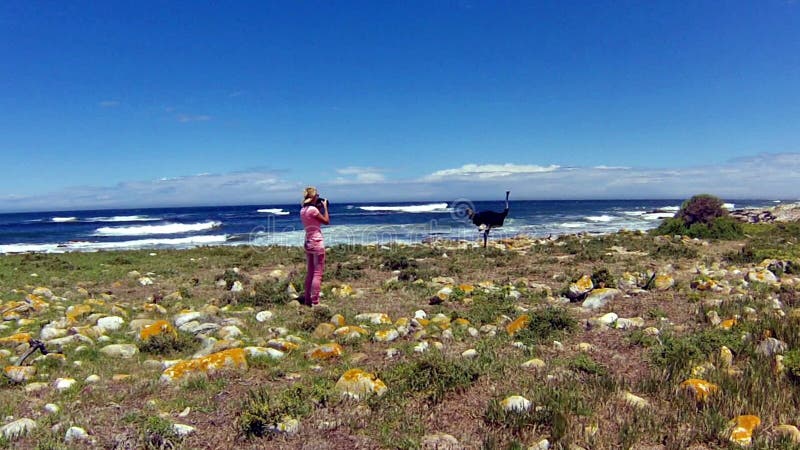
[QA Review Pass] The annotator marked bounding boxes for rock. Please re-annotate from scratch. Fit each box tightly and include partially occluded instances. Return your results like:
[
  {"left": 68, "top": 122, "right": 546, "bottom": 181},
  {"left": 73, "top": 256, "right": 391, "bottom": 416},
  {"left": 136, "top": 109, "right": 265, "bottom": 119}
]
[
  {"left": 568, "top": 275, "right": 593, "bottom": 300},
  {"left": 0, "top": 418, "right": 37, "bottom": 440},
  {"left": 255, "top": 310, "right": 273, "bottom": 322},
  {"left": 174, "top": 312, "right": 204, "bottom": 328},
  {"left": 597, "top": 313, "right": 618, "bottom": 326},
  {"left": 680, "top": 378, "right": 718, "bottom": 403},
  {"left": 140, "top": 320, "right": 177, "bottom": 340},
  {"left": 267, "top": 338, "right": 300, "bottom": 352},
  {"left": 64, "top": 426, "right": 89, "bottom": 443},
  {"left": 305, "top": 343, "right": 343, "bottom": 360},
  {"left": 775, "top": 424, "right": 800, "bottom": 443},
  {"left": 230, "top": 281, "right": 244, "bottom": 292},
  {"left": 172, "top": 424, "right": 196, "bottom": 437},
  {"left": 461, "top": 349, "right": 478, "bottom": 359},
  {"left": 530, "top": 439, "right": 550, "bottom": 450},
  {"left": 621, "top": 391, "right": 649, "bottom": 409},
  {"left": 414, "top": 341, "right": 430, "bottom": 353},
  {"left": 720, "top": 346, "right": 734, "bottom": 368},
  {"left": 333, "top": 326, "right": 368, "bottom": 341},
  {"left": 3, "top": 365, "right": 36, "bottom": 383},
  {"left": 747, "top": 269, "right": 778, "bottom": 284},
  {"left": 25, "top": 382, "right": 47, "bottom": 393},
  {"left": 218, "top": 325, "right": 243, "bottom": 340},
  {"left": 757, "top": 337, "right": 787, "bottom": 357},
  {"left": 653, "top": 275, "right": 675, "bottom": 291},
  {"left": 501, "top": 395, "right": 532, "bottom": 412},
  {"left": 355, "top": 313, "right": 392, "bottom": 325},
  {"left": 244, "top": 347, "right": 285, "bottom": 360},
  {"left": 373, "top": 329, "right": 400, "bottom": 342},
  {"left": 575, "top": 342, "right": 594, "bottom": 352},
  {"left": 138, "top": 277, "right": 154, "bottom": 286},
  {"left": 506, "top": 315, "right": 530, "bottom": 336},
  {"left": 728, "top": 415, "right": 760, "bottom": 446},
  {"left": 40, "top": 326, "right": 67, "bottom": 341},
  {"left": 44, "top": 403, "right": 60, "bottom": 414},
  {"left": 161, "top": 348, "right": 248, "bottom": 383},
  {"left": 330, "top": 314, "right": 347, "bottom": 327},
  {"left": 100, "top": 344, "right": 139, "bottom": 359},
  {"left": 54, "top": 378, "right": 77, "bottom": 391},
  {"left": 614, "top": 317, "right": 645, "bottom": 329},
  {"left": 522, "top": 358, "right": 546, "bottom": 370},
  {"left": 706, "top": 311, "right": 722, "bottom": 326},
  {"left": 582, "top": 288, "right": 620, "bottom": 310},
  {"left": 85, "top": 374, "right": 101, "bottom": 383},
  {"left": 96, "top": 316, "right": 125, "bottom": 333},
  {"left": 335, "top": 369, "right": 387, "bottom": 400},
  {"left": 33, "top": 287, "right": 54, "bottom": 298},
  {"left": 421, "top": 433, "right": 461, "bottom": 449}
]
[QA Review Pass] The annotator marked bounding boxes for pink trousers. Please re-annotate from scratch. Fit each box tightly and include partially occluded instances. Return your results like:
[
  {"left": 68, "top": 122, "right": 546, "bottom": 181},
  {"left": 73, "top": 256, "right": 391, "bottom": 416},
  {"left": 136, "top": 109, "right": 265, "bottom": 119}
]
[{"left": 304, "top": 251, "right": 325, "bottom": 305}]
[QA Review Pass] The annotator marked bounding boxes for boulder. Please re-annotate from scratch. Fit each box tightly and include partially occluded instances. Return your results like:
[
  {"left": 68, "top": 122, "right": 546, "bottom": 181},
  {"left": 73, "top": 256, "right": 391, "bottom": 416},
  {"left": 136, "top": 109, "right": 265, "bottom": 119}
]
[
  {"left": 582, "top": 288, "right": 620, "bottom": 310},
  {"left": 0, "top": 418, "right": 37, "bottom": 440},
  {"left": 100, "top": 344, "right": 139, "bottom": 359},
  {"left": 335, "top": 369, "right": 387, "bottom": 400}
]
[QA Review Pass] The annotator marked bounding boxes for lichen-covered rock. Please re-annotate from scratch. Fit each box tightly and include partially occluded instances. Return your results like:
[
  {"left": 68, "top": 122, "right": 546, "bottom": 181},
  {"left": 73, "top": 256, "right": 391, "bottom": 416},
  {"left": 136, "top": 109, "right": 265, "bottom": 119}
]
[
  {"left": 313, "top": 323, "right": 336, "bottom": 339},
  {"left": 654, "top": 275, "right": 675, "bottom": 291},
  {"left": 161, "top": 348, "right": 248, "bottom": 383},
  {"left": 0, "top": 332, "right": 31, "bottom": 347},
  {"left": 621, "top": 391, "right": 649, "bottom": 409},
  {"left": 568, "top": 275, "right": 593, "bottom": 300},
  {"left": 501, "top": 395, "right": 532, "bottom": 412},
  {"left": 421, "top": 433, "right": 461, "bottom": 449},
  {"left": 335, "top": 369, "right": 387, "bottom": 400},
  {"left": 174, "top": 311, "right": 204, "bottom": 328},
  {"left": 3, "top": 365, "right": 36, "bottom": 383},
  {"left": 747, "top": 269, "right": 778, "bottom": 284},
  {"left": 330, "top": 314, "right": 347, "bottom": 327},
  {"left": 373, "top": 329, "right": 399, "bottom": 342},
  {"left": 64, "top": 426, "right": 89, "bottom": 443},
  {"left": 138, "top": 321, "right": 175, "bottom": 342},
  {"left": 505, "top": 315, "right": 530, "bottom": 336},
  {"left": 728, "top": 415, "right": 760, "bottom": 446},
  {"left": 96, "top": 316, "right": 124, "bottom": 332},
  {"left": 680, "top": 378, "right": 718, "bottom": 403},
  {"left": 255, "top": 310, "right": 273, "bottom": 322},
  {"left": 267, "top": 338, "right": 299, "bottom": 352},
  {"left": 355, "top": 313, "right": 392, "bottom": 325},
  {"left": 334, "top": 325, "right": 368, "bottom": 340},
  {"left": 775, "top": 424, "right": 800, "bottom": 443},
  {"left": 54, "top": 377, "right": 77, "bottom": 391},
  {"left": 582, "top": 288, "right": 620, "bottom": 310},
  {"left": 756, "top": 337, "right": 787, "bottom": 357},
  {"left": 244, "top": 346, "right": 285, "bottom": 360},
  {"left": 332, "top": 284, "right": 354, "bottom": 297},
  {"left": 521, "top": 358, "right": 546, "bottom": 370},
  {"left": 306, "top": 343, "right": 343, "bottom": 360}
]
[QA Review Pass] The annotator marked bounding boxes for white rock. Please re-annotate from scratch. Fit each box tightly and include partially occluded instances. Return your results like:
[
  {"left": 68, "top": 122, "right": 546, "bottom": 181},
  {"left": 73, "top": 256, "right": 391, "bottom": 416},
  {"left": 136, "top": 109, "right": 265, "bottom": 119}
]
[
  {"left": 44, "top": 403, "right": 60, "bottom": 414},
  {"left": 218, "top": 325, "right": 243, "bottom": 340},
  {"left": 414, "top": 341, "right": 430, "bottom": 353},
  {"left": 244, "top": 347, "right": 285, "bottom": 360},
  {"left": 461, "top": 349, "right": 478, "bottom": 359},
  {"left": 174, "top": 312, "right": 204, "bottom": 327},
  {"left": 467, "top": 327, "right": 479, "bottom": 338},
  {"left": 138, "top": 277, "right": 154, "bottom": 286},
  {"left": 96, "top": 316, "right": 125, "bottom": 332},
  {"left": 54, "top": 378, "right": 77, "bottom": 391},
  {"left": 172, "top": 424, "right": 196, "bottom": 437},
  {"left": 0, "top": 418, "right": 37, "bottom": 440},
  {"left": 100, "top": 344, "right": 139, "bottom": 359},
  {"left": 33, "top": 287, "right": 54, "bottom": 298},
  {"left": 230, "top": 281, "right": 244, "bottom": 292},
  {"left": 597, "top": 313, "right": 618, "bottom": 326},
  {"left": 414, "top": 310, "right": 427, "bottom": 319},
  {"left": 530, "top": 438, "right": 550, "bottom": 450},
  {"left": 255, "top": 311, "right": 273, "bottom": 322},
  {"left": 441, "top": 329, "right": 454, "bottom": 340},
  {"left": 501, "top": 395, "right": 532, "bottom": 412},
  {"left": 84, "top": 374, "right": 101, "bottom": 383},
  {"left": 64, "top": 426, "right": 89, "bottom": 443},
  {"left": 40, "top": 326, "right": 67, "bottom": 341},
  {"left": 582, "top": 289, "right": 621, "bottom": 310},
  {"left": 385, "top": 348, "right": 400, "bottom": 359}
]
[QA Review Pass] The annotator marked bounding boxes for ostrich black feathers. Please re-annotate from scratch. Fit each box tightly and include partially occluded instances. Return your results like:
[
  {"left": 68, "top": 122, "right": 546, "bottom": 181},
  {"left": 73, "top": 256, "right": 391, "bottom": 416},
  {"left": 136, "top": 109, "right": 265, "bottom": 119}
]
[{"left": 466, "top": 191, "right": 510, "bottom": 247}]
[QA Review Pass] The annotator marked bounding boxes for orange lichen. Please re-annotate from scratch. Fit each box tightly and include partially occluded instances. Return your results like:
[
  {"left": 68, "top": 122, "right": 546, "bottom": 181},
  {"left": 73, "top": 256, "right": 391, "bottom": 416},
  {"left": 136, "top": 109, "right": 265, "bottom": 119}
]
[
  {"left": 459, "top": 284, "right": 475, "bottom": 293},
  {"left": 25, "top": 294, "right": 49, "bottom": 312},
  {"left": 720, "top": 318, "right": 738, "bottom": 330},
  {"left": 306, "top": 343, "right": 343, "bottom": 360},
  {"left": 0, "top": 333, "right": 32, "bottom": 346},
  {"left": 266, "top": 339, "right": 299, "bottom": 352},
  {"left": 333, "top": 326, "right": 368, "bottom": 337},
  {"left": 680, "top": 378, "right": 719, "bottom": 402},
  {"left": 453, "top": 318, "right": 471, "bottom": 327},
  {"left": 66, "top": 304, "right": 92, "bottom": 323},
  {"left": 140, "top": 320, "right": 177, "bottom": 340},
  {"left": 162, "top": 348, "right": 248, "bottom": 382},
  {"left": 330, "top": 314, "right": 347, "bottom": 327},
  {"left": 728, "top": 415, "right": 761, "bottom": 446},
  {"left": 506, "top": 315, "right": 531, "bottom": 336}
]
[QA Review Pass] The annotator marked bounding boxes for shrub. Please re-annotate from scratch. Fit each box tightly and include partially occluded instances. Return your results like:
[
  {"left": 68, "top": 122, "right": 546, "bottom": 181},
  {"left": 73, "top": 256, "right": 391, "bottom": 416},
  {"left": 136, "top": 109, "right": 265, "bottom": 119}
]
[
  {"left": 245, "top": 278, "right": 296, "bottom": 307},
  {"left": 238, "top": 382, "right": 332, "bottom": 438},
  {"left": 139, "top": 331, "right": 198, "bottom": 356},
  {"left": 515, "top": 307, "right": 578, "bottom": 347},
  {"left": 378, "top": 352, "right": 481, "bottom": 405},
  {"left": 677, "top": 194, "right": 728, "bottom": 226},
  {"left": 783, "top": 349, "right": 800, "bottom": 382}
]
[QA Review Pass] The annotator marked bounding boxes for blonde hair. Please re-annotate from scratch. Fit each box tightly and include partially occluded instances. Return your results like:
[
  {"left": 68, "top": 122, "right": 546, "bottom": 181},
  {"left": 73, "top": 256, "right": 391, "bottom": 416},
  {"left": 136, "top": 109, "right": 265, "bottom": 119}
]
[{"left": 302, "top": 186, "right": 318, "bottom": 205}]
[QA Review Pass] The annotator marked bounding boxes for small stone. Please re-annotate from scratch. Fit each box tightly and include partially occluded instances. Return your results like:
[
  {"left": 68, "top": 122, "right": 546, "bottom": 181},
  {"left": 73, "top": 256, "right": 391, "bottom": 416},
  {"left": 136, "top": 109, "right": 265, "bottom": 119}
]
[
  {"left": 775, "top": 424, "right": 800, "bottom": 443},
  {"left": 54, "top": 378, "right": 77, "bottom": 391},
  {"left": 335, "top": 369, "right": 387, "bottom": 400},
  {"left": 138, "top": 277, "right": 154, "bottom": 286},
  {"left": 4, "top": 365, "right": 36, "bottom": 383},
  {"left": 501, "top": 395, "right": 532, "bottom": 412},
  {"left": 172, "top": 424, "right": 196, "bottom": 437},
  {"left": 100, "top": 344, "right": 139, "bottom": 359},
  {"left": 421, "top": 433, "right": 460, "bottom": 449},
  {"left": 255, "top": 311, "right": 273, "bottom": 322},
  {"left": 597, "top": 313, "right": 618, "bottom": 326},
  {"left": 64, "top": 426, "right": 89, "bottom": 443},
  {"left": 757, "top": 337, "right": 787, "bottom": 357},
  {"left": 621, "top": 392, "right": 649, "bottom": 409},
  {"left": 230, "top": 281, "right": 244, "bottom": 292},
  {"left": 44, "top": 404, "right": 60, "bottom": 414},
  {"left": 96, "top": 316, "right": 124, "bottom": 332},
  {"left": 0, "top": 418, "right": 37, "bottom": 440},
  {"left": 85, "top": 374, "right": 101, "bottom": 383},
  {"left": 461, "top": 349, "right": 478, "bottom": 359},
  {"left": 521, "top": 358, "right": 546, "bottom": 370},
  {"left": 720, "top": 346, "right": 734, "bottom": 368}
]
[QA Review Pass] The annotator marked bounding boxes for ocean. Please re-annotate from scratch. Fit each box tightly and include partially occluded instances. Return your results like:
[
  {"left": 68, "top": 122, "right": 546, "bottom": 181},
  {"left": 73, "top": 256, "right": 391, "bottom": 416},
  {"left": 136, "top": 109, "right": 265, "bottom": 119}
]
[{"left": 0, "top": 199, "right": 779, "bottom": 254}]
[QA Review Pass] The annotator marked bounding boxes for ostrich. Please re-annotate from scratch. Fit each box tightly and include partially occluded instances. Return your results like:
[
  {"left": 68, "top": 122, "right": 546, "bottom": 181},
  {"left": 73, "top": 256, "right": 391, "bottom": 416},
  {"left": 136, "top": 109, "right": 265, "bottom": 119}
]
[{"left": 466, "top": 191, "right": 510, "bottom": 248}]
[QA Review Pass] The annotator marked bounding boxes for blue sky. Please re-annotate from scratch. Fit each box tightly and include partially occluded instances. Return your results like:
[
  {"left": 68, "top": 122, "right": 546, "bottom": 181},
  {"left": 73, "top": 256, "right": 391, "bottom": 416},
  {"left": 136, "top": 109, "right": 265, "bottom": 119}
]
[{"left": 1, "top": 1, "right": 799, "bottom": 211}]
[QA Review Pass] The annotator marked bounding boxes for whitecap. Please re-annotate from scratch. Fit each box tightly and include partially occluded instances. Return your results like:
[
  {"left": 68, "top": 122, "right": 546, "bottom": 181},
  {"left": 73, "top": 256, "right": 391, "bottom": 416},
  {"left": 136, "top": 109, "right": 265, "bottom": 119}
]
[
  {"left": 92, "top": 221, "right": 222, "bottom": 237},
  {"left": 0, "top": 235, "right": 228, "bottom": 254},
  {"left": 660, "top": 206, "right": 680, "bottom": 212},
  {"left": 560, "top": 222, "right": 587, "bottom": 228},
  {"left": 585, "top": 215, "right": 615, "bottom": 222},
  {"left": 257, "top": 209, "right": 290, "bottom": 215},
  {"left": 86, "top": 215, "right": 160, "bottom": 222},
  {"left": 722, "top": 203, "right": 735, "bottom": 210},
  {"left": 52, "top": 217, "right": 77, "bottom": 223},
  {"left": 357, "top": 203, "right": 449, "bottom": 213},
  {"left": 641, "top": 212, "right": 676, "bottom": 220}
]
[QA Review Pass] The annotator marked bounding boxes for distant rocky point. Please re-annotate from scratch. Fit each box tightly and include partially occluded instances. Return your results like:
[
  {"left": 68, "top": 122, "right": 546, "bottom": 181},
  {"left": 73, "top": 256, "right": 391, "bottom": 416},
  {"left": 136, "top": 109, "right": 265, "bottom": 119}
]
[{"left": 729, "top": 202, "right": 800, "bottom": 223}]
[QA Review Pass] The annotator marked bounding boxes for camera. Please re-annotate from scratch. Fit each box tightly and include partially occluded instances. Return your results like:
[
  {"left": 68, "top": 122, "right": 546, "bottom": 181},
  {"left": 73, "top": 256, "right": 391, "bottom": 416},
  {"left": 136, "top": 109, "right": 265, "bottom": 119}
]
[{"left": 315, "top": 197, "right": 328, "bottom": 209}]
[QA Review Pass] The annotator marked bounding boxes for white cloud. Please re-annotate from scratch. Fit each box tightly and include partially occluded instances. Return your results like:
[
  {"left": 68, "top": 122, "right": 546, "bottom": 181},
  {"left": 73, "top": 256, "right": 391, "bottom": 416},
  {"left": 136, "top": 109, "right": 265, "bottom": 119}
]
[
  {"left": 425, "top": 163, "right": 560, "bottom": 180},
  {"left": 98, "top": 100, "right": 120, "bottom": 107},
  {"left": 333, "top": 166, "right": 387, "bottom": 183}
]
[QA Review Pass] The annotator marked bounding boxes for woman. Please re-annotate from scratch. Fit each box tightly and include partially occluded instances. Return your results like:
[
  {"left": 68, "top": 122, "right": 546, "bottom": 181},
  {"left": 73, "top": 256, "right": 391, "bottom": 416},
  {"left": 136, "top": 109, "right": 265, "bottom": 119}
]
[{"left": 300, "top": 187, "right": 330, "bottom": 307}]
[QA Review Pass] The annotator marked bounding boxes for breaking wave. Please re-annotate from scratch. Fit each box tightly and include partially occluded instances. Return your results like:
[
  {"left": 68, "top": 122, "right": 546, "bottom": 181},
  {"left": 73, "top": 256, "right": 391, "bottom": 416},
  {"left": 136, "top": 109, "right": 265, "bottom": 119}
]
[
  {"left": 357, "top": 203, "right": 450, "bottom": 213},
  {"left": 92, "top": 221, "right": 222, "bottom": 237}
]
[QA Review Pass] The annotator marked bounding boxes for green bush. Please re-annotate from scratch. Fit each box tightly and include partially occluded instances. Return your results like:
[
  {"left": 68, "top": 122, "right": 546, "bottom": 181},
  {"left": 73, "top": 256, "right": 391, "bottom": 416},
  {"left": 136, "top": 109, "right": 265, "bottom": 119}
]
[
  {"left": 783, "top": 349, "right": 800, "bottom": 382},
  {"left": 246, "top": 278, "right": 296, "bottom": 306},
  {"left": 378, "top": 352, "right": 481, "bottom": 405},
  {"left": 515, "top": 307, "right": 578, "bottom": 347},
  {"left": 139, "top": 331, "right": 198, "bottom": 356},
  {"left": 238, "top": 382, "right": 332, "bottom": 438},
  {"left": 653, "top": 195, "right": 743, "bottom": 240}
]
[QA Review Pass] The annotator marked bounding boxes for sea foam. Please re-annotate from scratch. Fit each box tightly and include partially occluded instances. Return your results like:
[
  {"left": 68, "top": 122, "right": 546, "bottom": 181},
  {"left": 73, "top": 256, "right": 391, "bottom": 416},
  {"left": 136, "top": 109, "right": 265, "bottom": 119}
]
[
  {"left": 0, "top": 235, "right": 228, "bottom": 254},
  {"left": 257, "top": 209, "right": 290, "bottom": 215},
  {"left": 92, "top": 221, "right": 222, "bottom": 237},
  {"left": 358, "top": 203, "right": 449, "bottom": 213},
  {"left": 51, "top": 217, "right": 77, "bottom": 223}
]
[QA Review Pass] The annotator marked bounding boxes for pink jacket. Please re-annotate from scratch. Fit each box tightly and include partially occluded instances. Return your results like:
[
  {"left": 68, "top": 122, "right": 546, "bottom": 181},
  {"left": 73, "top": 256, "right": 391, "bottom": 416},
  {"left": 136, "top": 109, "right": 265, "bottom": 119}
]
[{"left": 300, "top": 205, "right": 325, "bottom": 253}]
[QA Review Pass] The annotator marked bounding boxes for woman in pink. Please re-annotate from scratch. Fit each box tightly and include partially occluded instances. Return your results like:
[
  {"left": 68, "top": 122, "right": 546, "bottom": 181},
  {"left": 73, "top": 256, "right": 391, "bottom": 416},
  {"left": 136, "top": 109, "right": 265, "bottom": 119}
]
[{"left": 300, "top": 187, "right": 330, "bottom": 306}]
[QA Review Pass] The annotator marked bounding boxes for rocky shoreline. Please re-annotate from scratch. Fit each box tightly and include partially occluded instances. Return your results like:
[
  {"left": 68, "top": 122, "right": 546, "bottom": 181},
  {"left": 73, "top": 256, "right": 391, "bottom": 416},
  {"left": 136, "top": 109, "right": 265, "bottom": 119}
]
[{"left": 729, "top": 201, "right": 800, "bottom": 223}]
